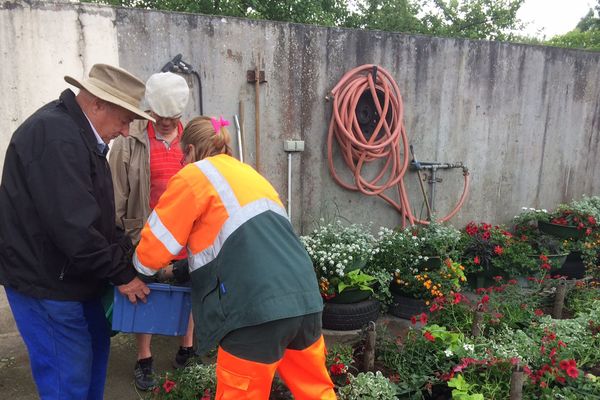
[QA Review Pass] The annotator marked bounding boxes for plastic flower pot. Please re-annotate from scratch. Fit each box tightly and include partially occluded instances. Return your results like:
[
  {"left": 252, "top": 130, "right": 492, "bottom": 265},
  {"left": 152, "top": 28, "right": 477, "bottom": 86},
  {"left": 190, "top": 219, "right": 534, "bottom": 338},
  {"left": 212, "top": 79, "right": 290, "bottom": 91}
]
[{"left": 538, "top": 221, "right": 586, "bottom": 240}]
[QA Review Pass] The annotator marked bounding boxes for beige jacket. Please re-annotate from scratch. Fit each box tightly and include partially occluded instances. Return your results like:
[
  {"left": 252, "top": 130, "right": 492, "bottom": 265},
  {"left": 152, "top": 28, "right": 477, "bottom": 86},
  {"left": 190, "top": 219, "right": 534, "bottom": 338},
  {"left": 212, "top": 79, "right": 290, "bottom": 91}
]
[{"left": 109, "top": 119, "right": 151, "bottom": 245}]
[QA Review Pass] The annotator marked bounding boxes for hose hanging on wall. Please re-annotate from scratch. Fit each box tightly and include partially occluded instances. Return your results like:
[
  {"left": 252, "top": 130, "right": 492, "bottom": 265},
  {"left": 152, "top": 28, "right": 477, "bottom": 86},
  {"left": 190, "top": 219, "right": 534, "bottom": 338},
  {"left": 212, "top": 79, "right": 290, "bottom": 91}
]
[{"left": 327, "top": 64, "right": 470, "bottom": 228}]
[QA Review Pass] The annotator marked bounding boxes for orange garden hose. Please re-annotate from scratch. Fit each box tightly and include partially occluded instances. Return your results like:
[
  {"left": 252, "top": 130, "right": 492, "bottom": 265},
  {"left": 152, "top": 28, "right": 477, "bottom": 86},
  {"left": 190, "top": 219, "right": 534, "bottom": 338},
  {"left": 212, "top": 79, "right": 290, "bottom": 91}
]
[{"left": 327, "top": 64, "right": 470, "bottom": 228}]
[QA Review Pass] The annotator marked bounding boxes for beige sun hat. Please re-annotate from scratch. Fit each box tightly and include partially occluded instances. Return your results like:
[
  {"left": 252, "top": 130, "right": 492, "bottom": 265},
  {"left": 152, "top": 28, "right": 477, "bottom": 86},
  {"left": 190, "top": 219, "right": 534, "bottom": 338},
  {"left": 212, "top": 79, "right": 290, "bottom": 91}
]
[
  {"left": 64, "top": 63, "right": 155, "bottom": 122},
  {"left": 145, "top": 72, "right": 190, "bottom": 118}
]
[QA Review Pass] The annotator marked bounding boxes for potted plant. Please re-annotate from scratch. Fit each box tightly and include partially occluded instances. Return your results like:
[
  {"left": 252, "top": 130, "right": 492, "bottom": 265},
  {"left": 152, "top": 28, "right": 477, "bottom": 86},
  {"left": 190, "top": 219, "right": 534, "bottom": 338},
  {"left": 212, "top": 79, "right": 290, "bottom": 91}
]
[
  {"left": 300, "top": 219, "right": 377, "bottom": 302},
  {"left": 539, "top": 198, "right": 598, "bottom": 240},
  {"left": 512, "top": 208, "right": 570, "bottom": 272},
  {"left": 371, "top": 225, "right": 467, "bottom": 318},
  {"left": 301, "top": 220, "right": 381, "bottom": 330},
  {"left": 460, "top": 222, "right": 538, "bottom": 287}
]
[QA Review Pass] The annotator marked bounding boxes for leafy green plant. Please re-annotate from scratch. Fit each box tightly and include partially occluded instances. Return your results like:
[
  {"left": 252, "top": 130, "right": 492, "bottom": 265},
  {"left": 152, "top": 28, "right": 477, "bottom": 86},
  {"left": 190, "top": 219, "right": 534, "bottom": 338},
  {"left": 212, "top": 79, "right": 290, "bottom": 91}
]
[
  {"left": 338, "top": 269, "right": 376, "bottom": 294},
  {"left": 338, "top": 371, "right": 398, "bottom": 400},
  {"left": 149, "top": 363, "right": 216, "bottom": 400},
  {"left": 300, "top": 219, "right": 377, "bottom": 298},
  {"left": 460, "top": 222, "right": 538, "bottom": 278},
  {"left": 565, "top": 280, "right": 600, "bottom": 315},
  {"left": 447, "top": 374, "right": 484, "bottom": 400}
]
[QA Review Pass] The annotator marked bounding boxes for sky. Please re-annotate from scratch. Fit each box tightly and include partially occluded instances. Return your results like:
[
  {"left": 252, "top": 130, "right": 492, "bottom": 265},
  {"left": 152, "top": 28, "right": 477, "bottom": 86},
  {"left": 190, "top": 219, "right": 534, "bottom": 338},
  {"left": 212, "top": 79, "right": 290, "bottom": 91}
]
[{"left": 517, "top": 0, "right": 597, "bottom": 38}]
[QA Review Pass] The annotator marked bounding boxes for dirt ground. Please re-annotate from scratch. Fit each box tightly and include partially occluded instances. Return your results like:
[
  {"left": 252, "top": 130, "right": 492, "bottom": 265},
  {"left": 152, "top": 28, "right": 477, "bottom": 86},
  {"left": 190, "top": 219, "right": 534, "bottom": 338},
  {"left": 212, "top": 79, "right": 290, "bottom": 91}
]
[{"left": 0, "top": 315, "right": 410, "bottom": 400}]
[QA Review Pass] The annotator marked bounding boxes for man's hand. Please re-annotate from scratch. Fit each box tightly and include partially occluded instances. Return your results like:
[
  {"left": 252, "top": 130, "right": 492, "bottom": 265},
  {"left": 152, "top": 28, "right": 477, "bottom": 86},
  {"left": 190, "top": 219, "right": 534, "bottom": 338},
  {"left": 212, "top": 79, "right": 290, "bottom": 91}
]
[{"left": 118, "top": 276, "right": 150, "bottom": 304}]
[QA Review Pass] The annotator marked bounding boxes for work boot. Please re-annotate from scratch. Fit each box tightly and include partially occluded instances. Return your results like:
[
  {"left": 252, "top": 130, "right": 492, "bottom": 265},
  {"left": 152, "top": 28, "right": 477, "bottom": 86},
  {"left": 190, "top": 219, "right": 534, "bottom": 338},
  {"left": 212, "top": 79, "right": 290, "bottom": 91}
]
[
  {"left": 134, "top": 357, "right": 157, "bottom": 391},
  {"left": 173, "top": 346, "right": 199, "bottom": 369}
]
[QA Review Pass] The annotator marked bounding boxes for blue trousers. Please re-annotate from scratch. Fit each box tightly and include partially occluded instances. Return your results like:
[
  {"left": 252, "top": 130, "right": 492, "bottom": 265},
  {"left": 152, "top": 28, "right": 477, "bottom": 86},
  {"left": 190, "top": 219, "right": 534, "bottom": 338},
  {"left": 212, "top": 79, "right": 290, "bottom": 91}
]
[{"left": 5, "top": 287, "right": 111, "bottom": 400}]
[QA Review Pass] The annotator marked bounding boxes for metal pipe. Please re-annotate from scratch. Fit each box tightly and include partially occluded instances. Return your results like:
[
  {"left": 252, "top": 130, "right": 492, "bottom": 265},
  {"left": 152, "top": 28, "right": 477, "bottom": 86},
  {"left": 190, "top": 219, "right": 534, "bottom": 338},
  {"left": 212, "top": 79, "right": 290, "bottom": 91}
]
[
  {"left": 287, "top": 152, "right": 292, "bottom": 219},
  {"left": 430, "top": 167, "right": 438, "bottom": 214},
  {"left": 234, "top": 115, "right": 243, "bottom": 162}
]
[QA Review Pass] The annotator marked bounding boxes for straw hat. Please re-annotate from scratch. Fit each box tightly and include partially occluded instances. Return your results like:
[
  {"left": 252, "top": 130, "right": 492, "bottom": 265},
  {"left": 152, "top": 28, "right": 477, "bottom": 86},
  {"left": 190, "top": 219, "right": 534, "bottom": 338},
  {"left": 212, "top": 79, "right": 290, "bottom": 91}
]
[{"left": 65, "top": 64, "right": 154, "bottom": 122}]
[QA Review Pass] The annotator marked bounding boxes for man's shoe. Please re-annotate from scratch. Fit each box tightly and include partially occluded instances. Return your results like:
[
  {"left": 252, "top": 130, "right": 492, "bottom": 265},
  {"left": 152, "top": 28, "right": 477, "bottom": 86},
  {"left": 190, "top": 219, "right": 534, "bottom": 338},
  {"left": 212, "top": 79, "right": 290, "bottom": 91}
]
[
  {"left": 172, "top": 346, "right": 199, "bottom": 369},
  {"left": 134, "top": 357, "right": 157, "bottom": 391}
]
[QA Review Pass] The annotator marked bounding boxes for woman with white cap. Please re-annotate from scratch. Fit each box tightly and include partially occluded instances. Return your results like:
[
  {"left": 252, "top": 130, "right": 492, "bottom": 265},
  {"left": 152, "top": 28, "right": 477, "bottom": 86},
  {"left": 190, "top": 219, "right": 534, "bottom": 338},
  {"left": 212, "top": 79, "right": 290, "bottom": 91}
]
[{"left": 109, "top": 71, "right": 195, "bottom": 391}]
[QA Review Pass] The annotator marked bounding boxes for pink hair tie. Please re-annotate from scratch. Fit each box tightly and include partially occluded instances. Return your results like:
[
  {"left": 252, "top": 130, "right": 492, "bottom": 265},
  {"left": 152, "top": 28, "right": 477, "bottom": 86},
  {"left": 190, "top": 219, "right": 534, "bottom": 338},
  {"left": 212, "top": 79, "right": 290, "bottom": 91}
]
[{"left": 211, "top": 116, "right": 230, "bottom": 135}]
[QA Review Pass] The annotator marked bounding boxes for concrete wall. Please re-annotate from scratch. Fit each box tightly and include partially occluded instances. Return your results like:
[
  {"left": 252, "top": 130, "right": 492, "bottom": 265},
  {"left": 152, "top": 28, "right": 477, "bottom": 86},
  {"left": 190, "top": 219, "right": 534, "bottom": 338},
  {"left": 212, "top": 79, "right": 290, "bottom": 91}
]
[{"left": 1, "top": 1, "right": 599, "bottom": 330}]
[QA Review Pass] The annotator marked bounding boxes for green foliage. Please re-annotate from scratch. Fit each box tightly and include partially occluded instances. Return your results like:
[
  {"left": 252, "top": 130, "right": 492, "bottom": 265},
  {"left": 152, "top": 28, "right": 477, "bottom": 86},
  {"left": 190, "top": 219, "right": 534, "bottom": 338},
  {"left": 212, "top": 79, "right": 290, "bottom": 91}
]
[
  {"left": 301, "top": 219, "right": 377, "bottom": 297},
  {"left": 86, "top": 0, "right": 529, "bottom": 41},
  {"left": 338, "top": 371, "right": 398, "bottom": 400},
  {"left": 447, "top": 374, "right": 484, "bottom": 399},
  {"left": 149, "top": 363, "right": 216, "bottom": 400},
  {"left": 337, "top": 269, "right": 376, "bottom": 293},
  {"left": 565, "top": 280, "right": 600, "bottom": 316}
]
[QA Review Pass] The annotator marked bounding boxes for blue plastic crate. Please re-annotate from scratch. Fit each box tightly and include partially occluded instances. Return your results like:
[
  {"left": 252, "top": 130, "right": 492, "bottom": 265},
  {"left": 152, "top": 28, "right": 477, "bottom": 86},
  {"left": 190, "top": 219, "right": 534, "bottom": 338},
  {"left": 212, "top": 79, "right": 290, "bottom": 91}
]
[{"left": 112, "top": 282, "right": 192, "bottom": 336}]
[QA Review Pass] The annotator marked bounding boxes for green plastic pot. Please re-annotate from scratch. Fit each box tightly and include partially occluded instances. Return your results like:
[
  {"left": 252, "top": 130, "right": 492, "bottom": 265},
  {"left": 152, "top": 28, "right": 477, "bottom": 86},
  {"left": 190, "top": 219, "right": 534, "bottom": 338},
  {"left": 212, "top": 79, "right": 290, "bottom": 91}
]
[{"left": 538, "top": 221, "right": 585, "bottom": 240}]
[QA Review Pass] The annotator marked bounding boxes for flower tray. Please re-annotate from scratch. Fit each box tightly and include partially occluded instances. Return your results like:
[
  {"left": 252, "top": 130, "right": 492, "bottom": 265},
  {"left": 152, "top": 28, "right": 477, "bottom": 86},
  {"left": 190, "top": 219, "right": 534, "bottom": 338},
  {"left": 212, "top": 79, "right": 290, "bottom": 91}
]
[{"left": 112, "top": 282, "right": 191, "bottom": 336}]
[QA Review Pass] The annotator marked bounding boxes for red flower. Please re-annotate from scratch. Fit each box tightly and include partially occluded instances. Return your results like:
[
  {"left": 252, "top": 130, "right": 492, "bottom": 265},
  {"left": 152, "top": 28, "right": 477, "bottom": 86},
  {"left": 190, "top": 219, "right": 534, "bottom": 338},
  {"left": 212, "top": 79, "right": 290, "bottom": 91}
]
[
  {"left": 539, "top": 254, "right": 549, "bottom": 262},
  {"left": 559, "top": 360, "right": 570, "bottom": 370},
  {"left": 549, "top": 347, "right": 557, "bottom": 358},
  {"left": 329, "top": 363, "right": 346, "bottom": 376},
  {"left": 201, "top": 389, "right": 212, "bottom": 400},
  {"left": 480, "top": 295, "right": 490, "bottom": 305},
  {"left": 493, "top": 275, "right": 503, "bottom": 282},
  {"left": 566, "top": 366, "right": 579, "bottom": 378},
  {"left": 556, "top": 376, "right": 566, "bottom": 384},
  {"left": 482, "top": 231, "right": 491, "bottom": 240},
  {"left": 419, "top": 313, "right": 428, "bottom": 325},
  {"left": 430, "top": 303, "right": 440, "bottom": 312},
  {"left": 452, "top": 292, "right": 463, "bottom": 304},
  {"left": 410, "top": 315, "right": 417, "bottom": 325},
  {"left": 494, "top": 246, "right": 504, "bottom": 255},
  {"left": 473, "top": 256, "right": 481, "bottom": 265},
  {"left": 557, "top": 340, "right": 567, "bottom": 348},
  {"left": 163, "top": 379, "right": 176, "bottom": 393},
  {"left": 465, "top": 222, "right": 479, "bottom": 236},
  {"left": 423, "top": 331, "right": 435, "bottom": 342}
]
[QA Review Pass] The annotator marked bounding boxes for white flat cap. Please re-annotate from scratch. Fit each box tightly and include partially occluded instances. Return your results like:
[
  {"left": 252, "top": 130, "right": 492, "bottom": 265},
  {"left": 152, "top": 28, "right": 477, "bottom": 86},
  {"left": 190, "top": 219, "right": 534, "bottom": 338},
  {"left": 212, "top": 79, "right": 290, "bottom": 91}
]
[{"left": 145, "top": 72, "right": 190, "bottom": 118}]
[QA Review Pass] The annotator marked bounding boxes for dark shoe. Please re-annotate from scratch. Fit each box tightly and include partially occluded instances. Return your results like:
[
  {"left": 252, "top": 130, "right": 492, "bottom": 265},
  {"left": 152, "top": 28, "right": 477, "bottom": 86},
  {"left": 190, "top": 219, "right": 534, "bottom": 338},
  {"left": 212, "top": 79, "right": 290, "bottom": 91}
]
[
  {"left": 172, "top": 346, "right": 199, "bottom": 369},
  {"left": 134, "top": 357, "right": 156, "bottom": 391}
]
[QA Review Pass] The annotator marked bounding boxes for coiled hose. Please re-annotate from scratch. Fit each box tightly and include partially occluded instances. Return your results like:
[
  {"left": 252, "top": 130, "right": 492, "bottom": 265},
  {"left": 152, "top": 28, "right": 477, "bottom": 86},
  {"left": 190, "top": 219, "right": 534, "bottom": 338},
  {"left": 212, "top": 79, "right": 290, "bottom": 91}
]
[{"left": 327, "top": 64, "right": 470, "bottom": 228}]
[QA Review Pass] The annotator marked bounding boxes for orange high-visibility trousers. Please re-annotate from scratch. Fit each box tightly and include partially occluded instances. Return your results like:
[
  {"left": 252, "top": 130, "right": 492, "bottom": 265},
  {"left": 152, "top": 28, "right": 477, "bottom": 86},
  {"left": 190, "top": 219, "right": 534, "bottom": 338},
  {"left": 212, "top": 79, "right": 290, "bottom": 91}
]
[{"left": 215, "top": 335, "right": 336, "bottom": 400}]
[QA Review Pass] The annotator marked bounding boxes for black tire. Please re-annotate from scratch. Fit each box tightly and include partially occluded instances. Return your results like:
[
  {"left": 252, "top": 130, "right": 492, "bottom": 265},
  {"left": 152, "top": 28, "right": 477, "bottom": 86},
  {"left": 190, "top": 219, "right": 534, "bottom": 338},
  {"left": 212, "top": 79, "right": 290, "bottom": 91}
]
[
  {"left": 322, "top": 299, "right": 380, "bottom": 331},
  {"left": 389, "top": 293, "right": 428, "bottom": 319}
]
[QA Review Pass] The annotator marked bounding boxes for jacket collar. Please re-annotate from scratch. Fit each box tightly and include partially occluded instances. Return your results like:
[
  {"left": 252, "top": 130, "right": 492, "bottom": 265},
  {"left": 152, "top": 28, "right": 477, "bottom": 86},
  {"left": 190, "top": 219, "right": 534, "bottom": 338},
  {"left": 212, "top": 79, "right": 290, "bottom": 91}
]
[{"left": 59, "top": 89, "right": 99, "bottom": 153}]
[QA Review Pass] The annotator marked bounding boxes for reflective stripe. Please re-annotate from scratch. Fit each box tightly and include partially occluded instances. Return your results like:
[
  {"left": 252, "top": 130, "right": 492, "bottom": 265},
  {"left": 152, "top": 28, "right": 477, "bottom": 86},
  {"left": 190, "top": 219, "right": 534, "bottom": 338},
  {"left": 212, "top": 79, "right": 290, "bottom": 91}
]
[
  {"left": 189, "top": 198, "right": 288, "bottom": 272},
  {"left": 195, "top": 160, "right": 241, "bottom": 215},
  {"left": 133, "top": 253, "right": 158, "bottom": 276},
  {"left": 147, "top": 211, "right": 183, "bottom": 256}
]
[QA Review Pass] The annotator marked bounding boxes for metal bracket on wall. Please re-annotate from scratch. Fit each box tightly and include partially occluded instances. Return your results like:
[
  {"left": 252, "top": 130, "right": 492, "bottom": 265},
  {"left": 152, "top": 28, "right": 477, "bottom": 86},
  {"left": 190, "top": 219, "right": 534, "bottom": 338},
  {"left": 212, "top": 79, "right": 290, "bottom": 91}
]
[{"left": 246, "top": 70, "right": 267, "bottom": 83}]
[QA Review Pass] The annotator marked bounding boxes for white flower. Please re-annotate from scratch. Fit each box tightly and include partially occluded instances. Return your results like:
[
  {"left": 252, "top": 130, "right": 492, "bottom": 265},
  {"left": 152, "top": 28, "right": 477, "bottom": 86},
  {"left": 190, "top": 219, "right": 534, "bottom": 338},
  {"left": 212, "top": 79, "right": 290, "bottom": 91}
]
[
  {"left": 521, "top": 207, "right": 527, "bottom": 210},
  {"left": 542, "top": 209, "right": 548, "bottom": 213},
  {"left": 444, "top": 349, "right": 454, "bottom": 357},
  {"left": 463, "top": 344, "right": 474, "bottom": 352}
]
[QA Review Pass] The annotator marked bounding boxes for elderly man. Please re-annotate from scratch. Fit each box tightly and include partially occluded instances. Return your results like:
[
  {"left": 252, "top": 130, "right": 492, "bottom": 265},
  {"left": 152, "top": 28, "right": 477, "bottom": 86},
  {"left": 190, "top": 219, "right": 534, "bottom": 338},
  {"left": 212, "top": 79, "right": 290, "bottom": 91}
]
[
  {"left": 109, "top": 71, "right": 196, "bottom": 390},
  {"left": 0, "top": 64, "right": 151, "bottom": 400}
]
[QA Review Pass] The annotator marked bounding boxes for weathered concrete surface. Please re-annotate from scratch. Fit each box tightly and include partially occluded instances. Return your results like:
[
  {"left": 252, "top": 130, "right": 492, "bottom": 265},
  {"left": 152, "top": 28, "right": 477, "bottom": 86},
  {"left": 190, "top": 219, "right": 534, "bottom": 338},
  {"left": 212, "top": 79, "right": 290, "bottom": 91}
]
[{"left": 1, "top": 0, "right": 599, "bottom": 334}]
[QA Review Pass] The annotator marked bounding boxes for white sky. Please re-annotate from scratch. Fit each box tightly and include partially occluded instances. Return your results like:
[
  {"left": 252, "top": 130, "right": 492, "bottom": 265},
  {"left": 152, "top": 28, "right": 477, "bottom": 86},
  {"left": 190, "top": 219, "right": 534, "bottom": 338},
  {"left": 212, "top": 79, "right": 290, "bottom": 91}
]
[{"left": 518, "top": 0, "right": 596, "bottom": 38}]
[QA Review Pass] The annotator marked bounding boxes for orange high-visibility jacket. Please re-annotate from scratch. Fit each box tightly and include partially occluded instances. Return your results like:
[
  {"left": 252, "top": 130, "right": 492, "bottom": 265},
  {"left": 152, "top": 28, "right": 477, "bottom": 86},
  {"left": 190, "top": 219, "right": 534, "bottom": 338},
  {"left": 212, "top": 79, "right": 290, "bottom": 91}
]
[{"left": 133, "top": 154, "right": 322, "bottom": 353}]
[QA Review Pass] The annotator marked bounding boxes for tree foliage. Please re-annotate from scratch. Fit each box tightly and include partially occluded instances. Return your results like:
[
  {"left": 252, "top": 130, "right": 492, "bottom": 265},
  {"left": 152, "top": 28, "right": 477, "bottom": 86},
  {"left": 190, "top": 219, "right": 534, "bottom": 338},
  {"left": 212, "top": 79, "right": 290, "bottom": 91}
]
[
  {"left": 83, "top": 0, "right": 598, "bottom": 50},
  {"left": 545, "top": 1, "right": 600, "bottom": 51}
]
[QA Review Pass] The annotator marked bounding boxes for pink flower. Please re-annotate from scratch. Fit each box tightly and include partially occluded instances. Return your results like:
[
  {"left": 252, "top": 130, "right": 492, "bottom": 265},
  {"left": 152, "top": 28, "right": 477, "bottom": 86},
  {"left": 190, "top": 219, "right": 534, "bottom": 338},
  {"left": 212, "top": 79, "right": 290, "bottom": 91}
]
[
  {"left": 480, "top": 295, "right": 490, "bottom": 305},
  {"left": 419, "top": 313, "right": 428, "bottom": 325},
  {"left": 162, "top": 379, "right": 176, "bottom": 393},
  {"left": 534, "top": 309, "right": 544, "bottom": 316},
  {"left": 473, "top": 256, "right": 481, "bottom": 265}
]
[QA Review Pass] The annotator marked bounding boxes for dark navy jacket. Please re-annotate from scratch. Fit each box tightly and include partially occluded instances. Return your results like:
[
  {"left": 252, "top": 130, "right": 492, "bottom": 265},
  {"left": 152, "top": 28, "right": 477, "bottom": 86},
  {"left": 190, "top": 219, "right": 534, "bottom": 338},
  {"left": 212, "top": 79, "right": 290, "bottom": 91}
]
[{"left": 0, "top": 89, "right": 136, "bottom": 301}]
